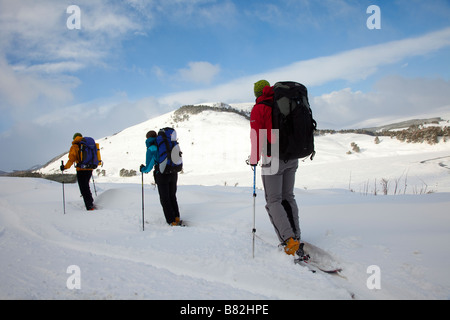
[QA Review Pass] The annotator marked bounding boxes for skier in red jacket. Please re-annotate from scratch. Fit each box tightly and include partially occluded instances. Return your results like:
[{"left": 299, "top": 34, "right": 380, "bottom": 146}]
[
  {"left": 250, "top": 80, "right": 302, "bottom": 258},
  {"left": 250, "top": 82, "right": 273, "bottom": 165}
]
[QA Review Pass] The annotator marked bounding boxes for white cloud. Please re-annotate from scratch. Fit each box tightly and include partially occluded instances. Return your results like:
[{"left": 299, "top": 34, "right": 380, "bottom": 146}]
[
  {"left": 313, "top": 76, "right": 450, "bottom": 129},
  {"left": 0, "top": 56, "right": 78, "bottom": 112},
  {"left": 247, "top": 0, "right": 359, "bottom": 29},
  {"left": 270, "top": 27, "right": 450, "bottom": 87},
  {"left": 158, "top": 27, "right": 450, "bottom": 107},
  {"left": 152, "top": 61, "right": 221, "bottom": 87},
  {"left": 0, "top": 0, "right": 146, "bottom": 122},
  {"left": 0, "top": 0, "right": 231, "bottom": 115},
  {"left": 0, "top": 94, "right": 173, "bottom": 171},
  {"left": 0, "top": 0, "right": 142, "bottom": 77},
  {"left": 178, "top": 61, "right": 221, "bottom": 85},
  {"left": 12, "top": 61, "right": 85, "bottom": 74},
  {"left": 126, "top": 0, "right": 238, "bottom": 28}
]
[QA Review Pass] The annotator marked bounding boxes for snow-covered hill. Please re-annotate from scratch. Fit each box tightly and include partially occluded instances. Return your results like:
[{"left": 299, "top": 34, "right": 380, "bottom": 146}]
[
  {"left": 38, "top": 103, "right": 252, "bottom": 186},
  {"left": 38, "top": 103, "right": 450, "bottom": 194},
  {"left": 2, "top": 104, "right": 450, "bottom": 301}
]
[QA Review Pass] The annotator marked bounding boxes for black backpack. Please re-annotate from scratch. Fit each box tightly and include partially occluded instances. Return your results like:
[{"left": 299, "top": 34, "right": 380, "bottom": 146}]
[{"left": 267, "top": 81, "right": 317, "bottom": 161}]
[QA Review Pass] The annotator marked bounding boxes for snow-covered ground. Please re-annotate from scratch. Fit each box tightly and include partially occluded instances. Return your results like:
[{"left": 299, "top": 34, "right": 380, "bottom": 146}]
[
  {"left": 1, "top": 106, "right": 450, "bottom": 300},
  {"left": 1, "top": 177, "right": 449, "bottom": 300}
]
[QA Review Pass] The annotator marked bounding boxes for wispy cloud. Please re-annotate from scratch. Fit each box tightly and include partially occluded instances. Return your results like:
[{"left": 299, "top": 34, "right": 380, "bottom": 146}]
[
  {"left": 313, "top": 76, "right": 450, "bottom": 129},
  {"left": 0, "top": 0, "right": 139, "bottom": 67},
  {"left": 126, "top": 0, "right": 238, "bottom": 28},
  {"left": 0, "top": 0, "right": 238, "bottom": 114},
  {"left": 268, "top": 27, "right": 450, "bottom": 87},
  {"left": 159, "top": 27, "right": 450, "bottom": 106},
  {"left": 0, "top": 0, "right": 144, "bottom": 116},
  {"left": 178, "top": 61, "right": 221, "bottom": 85},
  {"left": 246, "top": 0, "right": 360, "bottom": 29},
  {"left": 0, "top": 56, "right": 79, "bottom": 111}
]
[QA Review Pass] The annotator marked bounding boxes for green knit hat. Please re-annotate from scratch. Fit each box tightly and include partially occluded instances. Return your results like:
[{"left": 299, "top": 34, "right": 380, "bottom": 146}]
[
  {"left": 254, "top": 80, "right": 270, "bottom": 98},
  {"left": 73, "top": 132, "right": 82, "bottom": 140}
]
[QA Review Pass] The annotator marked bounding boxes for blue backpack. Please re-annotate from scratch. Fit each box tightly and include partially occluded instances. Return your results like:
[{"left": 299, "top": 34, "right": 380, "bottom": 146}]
[
  {"left": 77, "top": 137, "right": 100, "bottom": 169},
  {"left": 156, "top": 128, "right": 183, "bottom": 174}
]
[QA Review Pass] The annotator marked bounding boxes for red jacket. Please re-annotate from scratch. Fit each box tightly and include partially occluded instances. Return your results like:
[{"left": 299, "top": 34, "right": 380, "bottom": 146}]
[{"left": 250, "top": 85, "right": 274, "bottom": 164}]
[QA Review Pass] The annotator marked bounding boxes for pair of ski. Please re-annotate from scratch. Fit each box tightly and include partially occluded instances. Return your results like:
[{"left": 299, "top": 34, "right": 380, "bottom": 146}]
[
  {"left": 294, "top": 255, "right": 342, "bottom": 275},
  {"left": 293, "top": 242, "right": 343, "bottom": 275}
]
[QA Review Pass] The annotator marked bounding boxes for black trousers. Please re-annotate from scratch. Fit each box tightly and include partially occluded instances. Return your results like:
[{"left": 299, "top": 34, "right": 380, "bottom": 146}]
[
  {"left": 77, "top": 170, "right": 94, "bottom": 210},
  {"left": 154, "top": 172, "right": 180, "bottom": 224}
]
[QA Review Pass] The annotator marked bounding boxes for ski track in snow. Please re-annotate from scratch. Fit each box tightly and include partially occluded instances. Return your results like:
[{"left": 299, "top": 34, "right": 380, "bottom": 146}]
[{"left": 1, "top": 178, "right": 450, "bottom": 300}]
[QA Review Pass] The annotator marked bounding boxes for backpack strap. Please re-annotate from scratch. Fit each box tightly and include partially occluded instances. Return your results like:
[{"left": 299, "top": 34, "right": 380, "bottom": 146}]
[
  {"left": 156, "top": 129, "right": 175, "bottom": 174},
  {"left": 158, "top": 130, "right": 172, "bottom": 161},
  {"left": 260, "top": 100, "right": 273, "bottom": 108}
]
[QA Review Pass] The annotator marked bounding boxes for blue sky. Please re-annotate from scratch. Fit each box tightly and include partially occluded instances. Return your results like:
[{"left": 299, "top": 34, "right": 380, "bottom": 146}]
[{"left": 1, "top": 0, "right": 450, "bottom": 171}]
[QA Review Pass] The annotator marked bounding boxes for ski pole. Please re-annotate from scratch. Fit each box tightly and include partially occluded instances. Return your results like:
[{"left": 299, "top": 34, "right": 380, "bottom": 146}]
[
  {"left": 141, "top": 171, "right": 145, "bottom": 231},
  {"left": 92, "top": 174, "right": 97, "bottom": 197},
  {"left": 252, "top": 165, "right": 257, "bottom": 258},
  {"left": 61, "top": 161, "right": 66, "bottom": 215}
]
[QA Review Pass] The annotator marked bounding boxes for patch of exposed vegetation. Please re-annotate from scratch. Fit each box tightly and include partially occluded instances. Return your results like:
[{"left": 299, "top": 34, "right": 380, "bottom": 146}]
[{"left": 172, "top": 103, "right": 250, "bottom": 123}]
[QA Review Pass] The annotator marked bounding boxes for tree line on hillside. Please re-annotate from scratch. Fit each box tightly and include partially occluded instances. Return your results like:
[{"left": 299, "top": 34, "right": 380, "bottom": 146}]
[
  {"left": 172, "top": 104, "right": 250, "bottom": 123},
  {"left": 319, "top": 125, "right": 450, "bottom": 145}
]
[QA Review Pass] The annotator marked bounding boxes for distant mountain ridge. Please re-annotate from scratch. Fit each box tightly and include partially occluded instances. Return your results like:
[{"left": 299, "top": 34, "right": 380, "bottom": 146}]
[{"left": 363, "top": 117, "right": 444, "bottom": 132}]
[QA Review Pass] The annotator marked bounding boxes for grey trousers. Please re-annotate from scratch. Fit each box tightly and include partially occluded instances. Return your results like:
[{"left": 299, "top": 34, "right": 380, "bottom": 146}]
[{"left": 261, "top": 159, "right": 300, "bottom": 243}]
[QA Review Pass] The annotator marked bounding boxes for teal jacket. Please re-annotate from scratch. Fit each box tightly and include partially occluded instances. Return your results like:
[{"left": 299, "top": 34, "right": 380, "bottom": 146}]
[{"left": 141, "top": 137, "right": 158, "bottom": 173}]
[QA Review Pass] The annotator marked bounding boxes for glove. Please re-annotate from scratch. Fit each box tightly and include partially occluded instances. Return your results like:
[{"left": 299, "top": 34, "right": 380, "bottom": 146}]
[
  {"left": 140, "top": 164, "right": 145, "bottom": 173},
  {"left": 60, "top": 165, "right": 65, "bottom": 172},
  {"left": 246, "top": 155, "right": 258, "bottom": 167}
]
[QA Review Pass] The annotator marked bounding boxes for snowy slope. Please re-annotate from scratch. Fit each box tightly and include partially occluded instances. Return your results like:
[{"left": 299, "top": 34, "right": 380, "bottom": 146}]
[
  {"left": 2, "top": 104, "right": 450, "bottom": 300},
  {"left": 38, "top": 107, "right": 252, "bottom": 186},
  {"left": 1, "top": 177, "right": 449, "bottom": 300},
  {"left": 38, "top": 104, "right": 450, "bottom": 193}
]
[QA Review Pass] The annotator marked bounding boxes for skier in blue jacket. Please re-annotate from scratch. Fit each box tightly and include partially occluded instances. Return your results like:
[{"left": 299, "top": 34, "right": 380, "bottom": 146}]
[
  {"left": 140, "top": 130, "right": 182, "bottom": 226},
  {"left": 140, "top": 131, "right": 158, "bottom": 174}
]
